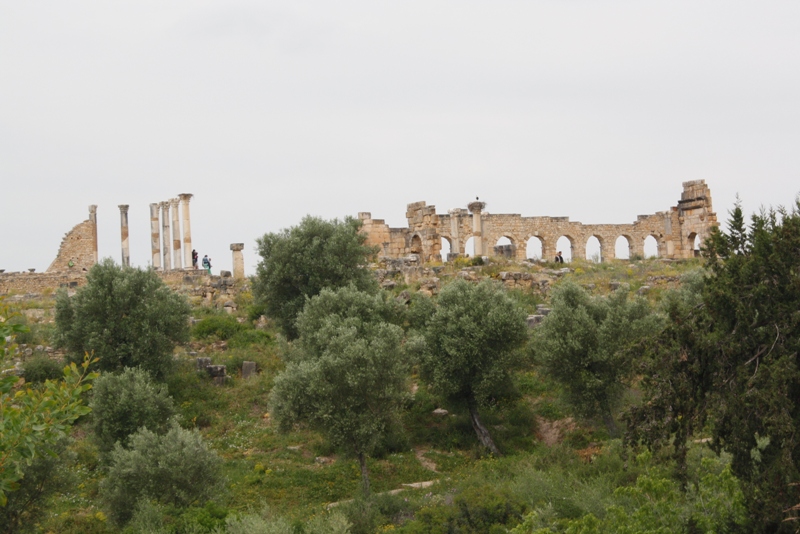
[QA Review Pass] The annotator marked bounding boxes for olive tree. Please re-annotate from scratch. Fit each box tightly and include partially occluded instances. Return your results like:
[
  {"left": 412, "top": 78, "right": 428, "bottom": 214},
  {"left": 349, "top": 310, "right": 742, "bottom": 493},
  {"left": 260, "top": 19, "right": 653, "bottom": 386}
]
[
  {"left": 253, "top": 216, "right": 377, "bottom": 339},
  {"left": 420, "top": 280, "right": 528, "bottom": 456},
  {"left": 269, "top": 286, "right": 408, "bottom": 494},
  {"left": 534, "top": 282, "right": 658, "bottom": 436},
  {"left": 54, "top": 259, "right": 190, "bottom": 379}
]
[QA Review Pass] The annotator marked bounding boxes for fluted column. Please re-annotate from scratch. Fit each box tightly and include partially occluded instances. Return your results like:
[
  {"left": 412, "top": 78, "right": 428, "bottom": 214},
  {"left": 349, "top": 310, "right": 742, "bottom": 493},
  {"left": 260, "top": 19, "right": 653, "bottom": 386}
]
[
  {"left": 160, "top": 202, "right": 171, "bottom": 270},
  {"left": 119, "top": 205, "right": 130, "bottom": 267},
  {"left": 179, "top": 194, "right": 193, "bottom": 268},
  {"left": 150, "top": 203, "right": 161, "bottom": 269},
  {"left": 89, "top": 205, "right": 98, "bottom": 265},
  {"left": 170, "top": 198, "right": 182, "bottom": 269},
  {"left": 230, "top": 243, "right": 245, "bottom": 280},
  {"left": 468, "top": 201, "right": 486, "bottom": 256}
]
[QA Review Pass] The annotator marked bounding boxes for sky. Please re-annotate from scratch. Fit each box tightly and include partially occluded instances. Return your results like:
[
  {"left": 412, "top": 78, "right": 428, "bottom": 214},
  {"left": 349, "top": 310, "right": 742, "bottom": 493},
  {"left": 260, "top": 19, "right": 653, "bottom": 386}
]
[{"left": 2, "top": 1, "right": 799, "bottom": 274}]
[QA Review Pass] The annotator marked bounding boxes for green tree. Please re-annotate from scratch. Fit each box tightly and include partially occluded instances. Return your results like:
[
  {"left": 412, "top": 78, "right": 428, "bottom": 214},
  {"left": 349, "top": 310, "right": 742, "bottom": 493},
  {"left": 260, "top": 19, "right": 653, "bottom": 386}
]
[
  {"left": 90, "top": 367, "right": 177, "bottom": 457},
  {"left": 101, "top": 423, "right": 224, "bottom": 526},
  {"left": 629, "top": 201, "right": 800, "bottom": 532},
  {"left": 54, "top": 259, "right": 191, "bottom": 379},
  {"left": 534, "top": 282, "right": 658, "bottom": 436},
  {"left": 269, "top": 286, "right": 409, "bottom": 494},
  {"left": 253, "top": 216, "right": 378, "bottom": 339},
  {"left": 420, "top": 279, "right": 528, "bottom": 455}
]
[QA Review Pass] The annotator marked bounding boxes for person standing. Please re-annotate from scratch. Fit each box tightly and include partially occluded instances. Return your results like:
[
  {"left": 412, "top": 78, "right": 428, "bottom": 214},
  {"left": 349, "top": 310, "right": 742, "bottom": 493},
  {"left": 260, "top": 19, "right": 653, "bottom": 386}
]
[
  {"left": 555, "top": 251, "right": 564, "bottom": 263},
  {"left": 202, "top": 255, "right": 212, "bottom": 275},
  {"left": 192, "top": 249, "right": 199, "bottom": 269}
]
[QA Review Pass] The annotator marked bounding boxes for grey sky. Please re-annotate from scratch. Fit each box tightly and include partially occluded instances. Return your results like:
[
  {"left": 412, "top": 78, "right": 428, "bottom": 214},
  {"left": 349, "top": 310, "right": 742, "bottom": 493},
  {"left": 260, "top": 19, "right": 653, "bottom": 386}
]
[{"left": 2, "top": 1, "right": 799, "bottom": 274}]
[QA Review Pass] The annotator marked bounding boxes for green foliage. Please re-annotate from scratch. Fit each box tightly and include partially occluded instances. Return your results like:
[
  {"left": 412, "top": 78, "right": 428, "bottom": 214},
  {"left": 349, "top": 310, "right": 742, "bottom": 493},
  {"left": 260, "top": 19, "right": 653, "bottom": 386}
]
[
  {"left": 21, "top": 354, "right": 63, "bottom": 383},
  {"left": 420, "top": 279, "right": 528, "bottom": 455},
  {"left": 253, "top": 216, "right": 378, "bottom": 339},
  {"left": 269, "top": 286, "right": 409, "bottom": 493},
  {"left": 54, "top": 259, "right": 191, "bottom": 380},
  {"left": 89, "top": 367, "right": 177, "bottom": 456},
  {"left": 534, "top": 282, "right": 659, "bottom": 435},
  {"left": 0, "top": 323, "right": 96, "bottom": 508},
  {"left": 0, "top": 439, "right": 75, "bottom": 534},
  {"left": 101, "top": 423, "right": 225, "bottom": 526},
  {"left": 193, "top": 314, "right": 245, "bottom": 341},
  {"left": 228, "top": 328, "right": 273, "bottom": 349}
]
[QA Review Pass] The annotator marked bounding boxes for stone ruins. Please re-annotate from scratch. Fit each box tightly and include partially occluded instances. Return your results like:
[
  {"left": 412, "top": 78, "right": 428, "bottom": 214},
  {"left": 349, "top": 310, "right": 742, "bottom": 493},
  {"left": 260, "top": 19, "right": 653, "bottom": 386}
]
[
  {"left": 1, "top": 193, "right": 247, "bottom": 296},
  {"left": 360, "top": 180, "right": 718, "bottom": 263}
]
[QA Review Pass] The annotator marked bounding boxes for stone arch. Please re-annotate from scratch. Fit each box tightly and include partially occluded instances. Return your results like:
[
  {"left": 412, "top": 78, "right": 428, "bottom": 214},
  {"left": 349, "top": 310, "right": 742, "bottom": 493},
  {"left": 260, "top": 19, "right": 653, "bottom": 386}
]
[
  {"left": 615, "top": 235, "right": 632, "bottom": 260},
  {"left": 688, "top": 232, "right": 701, "bottom": 257},
  {"left": 585, "top": 235, "right": 603, "bottom": 262},
  {"left": 525, "top": 235, "right": 544, "bottom": 261},
  {"left": 493, "top": 235, "right": 516, "bottom": 259},
  {"left": 644, "top": 235, "right": 659, "bottom": 258},
  {"left": 555, "top": 235, "right": 574, "bottom": 262},
  {"left": 440, "top": 236, "right": 453, "bottom": 261},
  {"left": 410, "top": 234, "right": 423, "bottom": 255},
  {"left": 464, "top": 236, "right": 476, "bottom": 257}
]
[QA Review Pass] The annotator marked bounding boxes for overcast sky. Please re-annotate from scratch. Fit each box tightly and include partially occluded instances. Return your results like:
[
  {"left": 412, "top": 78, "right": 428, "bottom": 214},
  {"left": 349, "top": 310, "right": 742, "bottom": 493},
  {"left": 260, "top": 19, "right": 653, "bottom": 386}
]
[{"left": 2, "top": 1, "right": 799, "bottom": 274}]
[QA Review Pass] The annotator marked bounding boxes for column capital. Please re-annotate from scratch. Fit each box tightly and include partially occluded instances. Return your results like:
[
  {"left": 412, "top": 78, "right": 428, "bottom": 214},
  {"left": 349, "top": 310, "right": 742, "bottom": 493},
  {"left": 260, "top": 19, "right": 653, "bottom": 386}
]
[
  {"left": 169, "top": 197, "right": 180, "bottom": 208},
  {"left": 118, "top": 204, "right": 129, "bottom": 214},
  {"left": 178, "top": 193, "right": 193, "bottom": 202},
  {"left": 89, "top": 205, "right": 98, "bottom": 215},
  {"left": 159, "top": 201, "right": 170, "bottom": 209},
  {"left": 230, "top": 243, "right": 244, "bottom": 252}
]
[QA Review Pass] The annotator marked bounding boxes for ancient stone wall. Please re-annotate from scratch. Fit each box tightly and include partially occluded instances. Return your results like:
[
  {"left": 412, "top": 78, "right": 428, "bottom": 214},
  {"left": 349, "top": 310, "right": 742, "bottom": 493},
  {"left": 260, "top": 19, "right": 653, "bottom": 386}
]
[
  {"left": 46, "top": 206, "right": 98, "bottom": 273},
  {"left": 360, "top": 180, "right": 718, "bottom": 262}
]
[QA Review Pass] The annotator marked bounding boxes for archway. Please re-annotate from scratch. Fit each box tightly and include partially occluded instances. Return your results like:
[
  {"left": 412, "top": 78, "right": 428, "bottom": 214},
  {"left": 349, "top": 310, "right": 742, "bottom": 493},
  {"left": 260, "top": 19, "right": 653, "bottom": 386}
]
[
  {"left": 555, "top": 236, "right": 573, "bottom": 262},
  {"left": 526, "top": 236, "right": 543, "bottom": 261},
  {"left": 644, "top": 235, "right": 659, "bottom": 258},
  {"left": 494, "top": 236, "right": 515, "bottom": 258},
  {"left": 615, "top": 236, "right": 631, "bottom": 260},
  {"left": 688, "top": 232, "right": 701, "bottom": 257},
  {"left": 586, "top": 236, "right": 602, "bottom": 262},
  {"left": 464, "top": 236, "right": 476, "bottom": 257},
  {"left": 440, "top": 237, "right": 452, "bottom": 261},
  {"left": 410, "top": 234, "right": 423, "bottom": 255}
]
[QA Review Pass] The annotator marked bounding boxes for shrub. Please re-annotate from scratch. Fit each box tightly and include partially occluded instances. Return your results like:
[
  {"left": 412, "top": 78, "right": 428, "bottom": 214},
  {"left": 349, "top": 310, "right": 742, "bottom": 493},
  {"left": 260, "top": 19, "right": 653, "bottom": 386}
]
[
  {"left": 101, "top": 424, "right": 225, "bottom": 526},
  {"left": 227, "top": 329, "right": 272, "bottom": 349},
  {"left": 193, "top": 314, "right": 244, "bottom": 341},
  {"left": 54, "top": 259, "right": 190, "bottom": 380},
  {"left": 90, "top": 367, "right": 177, "bottom": 456},
  {"left": 22, "top": 355, "right": 63, "bottom": 383}
]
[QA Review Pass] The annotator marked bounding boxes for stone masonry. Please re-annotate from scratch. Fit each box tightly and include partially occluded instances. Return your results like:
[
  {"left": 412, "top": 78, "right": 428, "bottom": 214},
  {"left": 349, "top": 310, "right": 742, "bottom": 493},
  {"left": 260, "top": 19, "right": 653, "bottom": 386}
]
[
  {"left": 46, "top": 205, "right": 98, "bottom": 272},
  {"left": 360, "top": 181, "right": 718, "bottom": 263}
]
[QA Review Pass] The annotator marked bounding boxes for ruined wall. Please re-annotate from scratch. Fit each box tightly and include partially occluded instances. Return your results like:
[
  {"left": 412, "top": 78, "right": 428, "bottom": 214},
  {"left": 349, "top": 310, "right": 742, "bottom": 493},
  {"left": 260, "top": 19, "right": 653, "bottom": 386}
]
[
  {"left": 0, "top": 271, "right": 88, "bottom": 295},
  {"left": 46, "top": 205, "right": 98, "bottom": 273},
  {"left": 361, "top": 180, "right": 718, "bottom": 262}
]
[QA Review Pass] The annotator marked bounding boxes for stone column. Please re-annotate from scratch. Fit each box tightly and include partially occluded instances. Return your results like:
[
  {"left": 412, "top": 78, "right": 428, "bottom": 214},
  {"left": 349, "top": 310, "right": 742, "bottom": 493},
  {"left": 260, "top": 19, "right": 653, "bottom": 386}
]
[
  {"left": 448, "top": 209, "right": 462, "bottom": 258},
  {"left": 468, "top": 201, "right": 486, "bottom": 256},
  {"left": 150, "top": 203, "right": 161, "bottom": 269},
  {"left": 170, "top": 198, "right": 182, "bottom": 269},
  {"left": 89, "top": 205, "right": 98, "bottom": 265},
  {"left": 160, "top": 202, "right": 171, "bottom": 270},
  {"left": 118, "top": 205, "right": 130, "bottom": 267},
  {"left": 230, "top": 243, "right": 245, "bottom": 280},
  {"left": 179, "top": 194, "right": 193, "bottom": 268}
]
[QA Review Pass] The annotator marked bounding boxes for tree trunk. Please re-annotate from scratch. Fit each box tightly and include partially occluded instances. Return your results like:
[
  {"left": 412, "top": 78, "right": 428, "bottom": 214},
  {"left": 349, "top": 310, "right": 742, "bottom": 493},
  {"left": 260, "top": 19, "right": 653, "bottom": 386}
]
[
  {"left": 468, "top": 402, "right": 502, "bottom": 456},
  {"left": 602, "top": 411, "right": 619, "bottom": 438},
  {"left": 358, "top": 451, "right": 370, "bottom": 496}
]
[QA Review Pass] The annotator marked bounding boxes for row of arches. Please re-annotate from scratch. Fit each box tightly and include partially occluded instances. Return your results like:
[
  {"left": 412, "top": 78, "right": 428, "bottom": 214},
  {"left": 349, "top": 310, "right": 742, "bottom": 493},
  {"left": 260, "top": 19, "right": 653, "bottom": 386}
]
[{"left": 440, "top": 234, "right": 702, "bottom": 262}]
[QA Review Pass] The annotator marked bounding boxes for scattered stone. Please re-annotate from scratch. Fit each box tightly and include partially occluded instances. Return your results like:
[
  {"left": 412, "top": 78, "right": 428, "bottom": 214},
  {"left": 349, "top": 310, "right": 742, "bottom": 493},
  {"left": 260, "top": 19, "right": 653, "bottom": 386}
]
[
  {"left": 396, "top": 290, "right": 411, "bottom": 305},
  {"left": 536, "top": 305, "right": 552, "bottom": 315},
  {"left": 315, "top": 456, "right": 334, "bottom": 465},
  {"left": 381, "top": 280, "right": 396, "bottom": 289},
  {"left": 432, "top": 408, "right": 449, "bottom": 416},
  {"left": 242, "top": 361, "right": 257, "bottom": 379},
  {"left": 526, "top": 315, "right": 545, "bottom": 328},
  {"left": 637, "top": 285, "right": 651, "bottom": 295},
  {"left": 220, "top": 270, "right": 232, "bottom": 278},
  {"left": 403, "top": 480, "right": 436, "bottom": 489},
  {"left": 287, "top": 445, "right": 302, "bottom": 451}
]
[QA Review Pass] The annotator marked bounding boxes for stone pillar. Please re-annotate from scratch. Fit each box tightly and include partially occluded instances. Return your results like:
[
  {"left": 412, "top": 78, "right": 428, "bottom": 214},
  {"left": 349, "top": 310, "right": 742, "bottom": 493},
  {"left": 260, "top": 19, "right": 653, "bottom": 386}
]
[
  {"left": 179, "top": 194, "right": 193, "bottom": 268},
  {"left": 170, "top": 198, "right": 182, "bottom": 269},
  {"left": 468, "top": 201, "right": 486, "bottom": 256},
  {"left": 160, "top": 201, "right": 171, "bottom": 270},
  {"left": 448, "top": 209, "right": 462, "bottom": 257},
  {"left": 118, "top": 205, "right": 130, "bottom": 267},
  {"left": 89, "top": 205, "right": 98, "bottom": 265},
  {"left": 150, "top": 203, "right": 161, "bottom": 269},
  {"left": 230, "top": 243, "right": 245, "bottom": 280}
]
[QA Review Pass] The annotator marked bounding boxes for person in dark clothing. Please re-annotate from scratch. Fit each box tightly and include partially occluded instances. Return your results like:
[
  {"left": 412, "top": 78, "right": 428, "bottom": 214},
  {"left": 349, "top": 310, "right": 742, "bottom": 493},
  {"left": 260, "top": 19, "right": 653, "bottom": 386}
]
[
  {"left": 555, "top": 251, "right": 564, "bottom": 263},
  {"left": 202, "top": 255, "right": 211, "bottom": 275},
  {"left": 192, "top": 249, "right": 199, "bottom": 269}
]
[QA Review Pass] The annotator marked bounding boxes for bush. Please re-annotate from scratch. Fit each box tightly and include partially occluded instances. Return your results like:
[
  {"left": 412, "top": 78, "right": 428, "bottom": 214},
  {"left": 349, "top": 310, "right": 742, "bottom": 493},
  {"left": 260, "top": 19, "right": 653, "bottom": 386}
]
[
  {"left": 22, "top": 355, "right": 64, "bottom": 383},
  {"left": 228, "top": 329, "right": 272, "bottom": 349},
  {"left": 90, "top": 367, "right": 177, "bottom": 456},
  {"left": 101, "top": 424, "right": 225, "bottom": 526},
  {"left": 193, "top": 314, "right": 244, "bottom": 341},
  {"left": 54, "top": 259, "right": 190, "bottom": 380}
]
